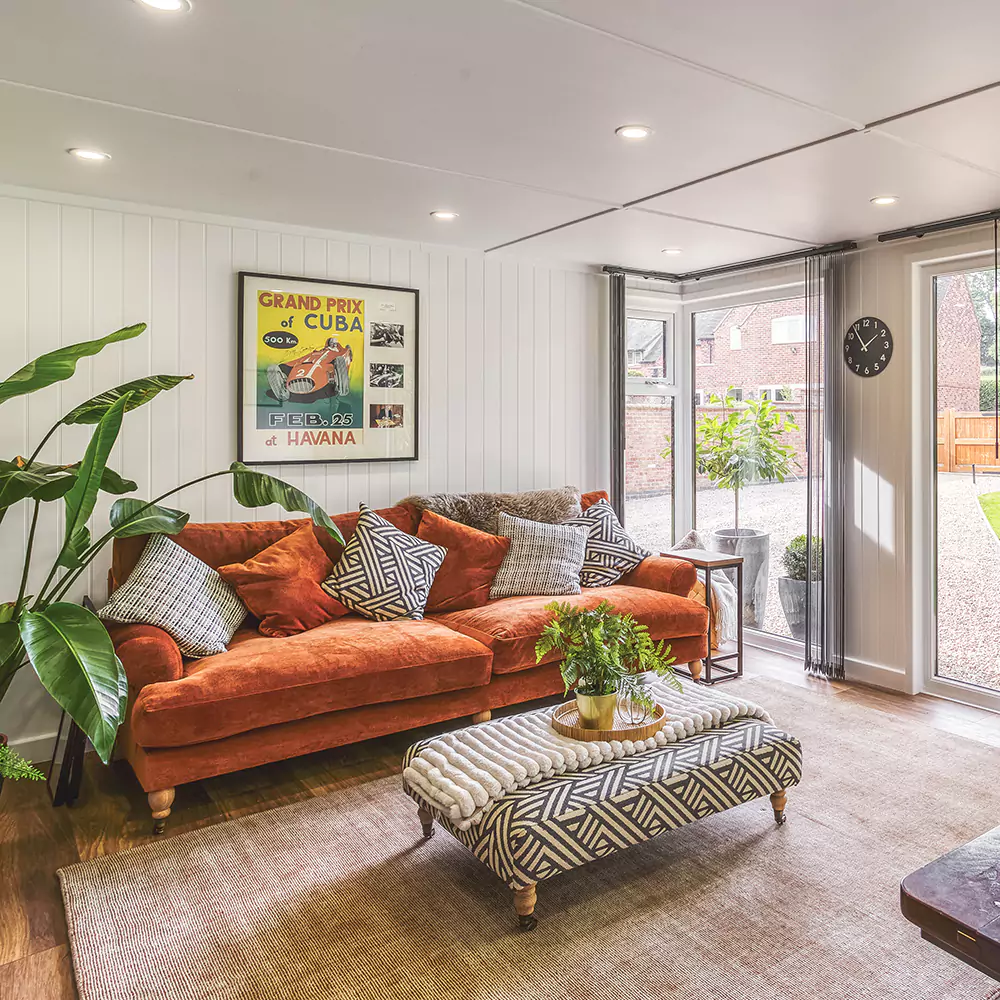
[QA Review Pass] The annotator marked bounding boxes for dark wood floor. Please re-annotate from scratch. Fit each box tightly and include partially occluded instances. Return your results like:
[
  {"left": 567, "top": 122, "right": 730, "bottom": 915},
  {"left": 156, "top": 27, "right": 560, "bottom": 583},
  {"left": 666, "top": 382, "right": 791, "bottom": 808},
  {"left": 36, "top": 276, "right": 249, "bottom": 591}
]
[{"left": 3, "top": 648, "right": 1000, "bottom": 999}]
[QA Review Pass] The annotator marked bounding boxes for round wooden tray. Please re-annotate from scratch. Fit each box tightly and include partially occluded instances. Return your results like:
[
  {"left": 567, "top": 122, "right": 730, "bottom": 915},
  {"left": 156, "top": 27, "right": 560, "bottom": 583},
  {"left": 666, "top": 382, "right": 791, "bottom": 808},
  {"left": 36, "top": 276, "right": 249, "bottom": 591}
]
[{"left": 551, "top": 700, "right": 667, "bottom": 742}]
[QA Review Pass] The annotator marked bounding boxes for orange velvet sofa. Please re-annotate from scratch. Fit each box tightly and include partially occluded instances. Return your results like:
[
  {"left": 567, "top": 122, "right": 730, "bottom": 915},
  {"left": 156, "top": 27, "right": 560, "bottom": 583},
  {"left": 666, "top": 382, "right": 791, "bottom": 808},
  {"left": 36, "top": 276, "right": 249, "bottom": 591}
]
[{"left": 105, "top": 498, "right": 709, "bottom": 832}]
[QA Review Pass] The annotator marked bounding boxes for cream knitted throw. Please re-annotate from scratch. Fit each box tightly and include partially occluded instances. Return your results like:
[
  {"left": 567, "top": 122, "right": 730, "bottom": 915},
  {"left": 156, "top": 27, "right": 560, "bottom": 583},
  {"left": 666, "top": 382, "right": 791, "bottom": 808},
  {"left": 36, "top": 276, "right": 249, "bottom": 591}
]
[{"left": 402, "top": 680, "right": 771, "bottom": 829}]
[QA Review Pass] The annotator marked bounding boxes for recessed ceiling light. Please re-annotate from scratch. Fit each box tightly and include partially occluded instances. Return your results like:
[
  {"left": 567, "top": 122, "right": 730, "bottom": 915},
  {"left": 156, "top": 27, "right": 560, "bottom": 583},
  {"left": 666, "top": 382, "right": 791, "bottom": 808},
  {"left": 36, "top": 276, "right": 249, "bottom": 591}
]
[
  {"left": 870, "top": 195, "right": 899, "bottom": 206},
  {"left": 430, "top": 210, "right": 458, "bottom": 220},
  {"left": 68, "top": 148, "right": 111, "bottom": 161},
  {"left": 616, "top": 124, "right": 653, "bottom": 140},
  {"left": 134, "top": 0, "right": 192, "bottom": 9},
  {"left": 661, "top": 247, "right": 682, "bottom": 255}
]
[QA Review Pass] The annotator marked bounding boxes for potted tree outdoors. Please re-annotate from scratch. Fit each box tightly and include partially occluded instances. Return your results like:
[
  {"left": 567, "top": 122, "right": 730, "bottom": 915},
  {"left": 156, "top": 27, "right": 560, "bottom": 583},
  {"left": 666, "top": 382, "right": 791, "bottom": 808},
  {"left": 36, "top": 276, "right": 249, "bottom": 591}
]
[
  {"left": 686, "top": 388, "right": 799, "bottom": 628},
  {"left": 535, "top": 600, "right": 679, "bottom": 730},
  {"left": 778, "top": 535, "right": 821, "bottom": 640},
  {"left": 0, "top": 323, "right": 341, "bottom": 798}
]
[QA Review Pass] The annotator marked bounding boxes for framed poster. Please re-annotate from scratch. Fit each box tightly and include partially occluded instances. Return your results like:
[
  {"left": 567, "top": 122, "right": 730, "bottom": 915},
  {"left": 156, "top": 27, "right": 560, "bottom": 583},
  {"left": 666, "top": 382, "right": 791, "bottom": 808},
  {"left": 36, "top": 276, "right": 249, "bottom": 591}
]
[{"left": 237, "top": 272, "right": 418, "bottom": 465}]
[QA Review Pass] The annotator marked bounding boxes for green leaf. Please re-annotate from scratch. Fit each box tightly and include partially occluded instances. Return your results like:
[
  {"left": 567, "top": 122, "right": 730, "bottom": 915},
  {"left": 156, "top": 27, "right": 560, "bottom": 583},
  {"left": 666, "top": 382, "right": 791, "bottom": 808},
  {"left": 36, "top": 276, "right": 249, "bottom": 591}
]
[
  {"left": 62, "top": 393, "right": 131, "bottom": 558},
  {"left": 98, "top": 467, "right": 138, "bottom": 495},
  {"left": 0, "top": 323, "right": 146, "bottom": 405},
  {"left": 57, "top": 526, "right": 92, "bottom": 569},
  {"left": 61, "top": 374, "right": 193, "bottom": 425},
  {"left": 229, "top": 462, "right": 343, "bottom": 544},
  {"left": 19, "top": 603, "right": 127, "bottom": 764},
  {"left": 0, "top": 620, "right": 21, "bottom": 663},
  {"left": 0, "top": 460, "right": 75, "bottom": 509},
  {"left": 0, "top": 744, "right": 45, "bottom": 782},
  {"left": 109, "top": 498, "right": 190, "bottom": 537}
]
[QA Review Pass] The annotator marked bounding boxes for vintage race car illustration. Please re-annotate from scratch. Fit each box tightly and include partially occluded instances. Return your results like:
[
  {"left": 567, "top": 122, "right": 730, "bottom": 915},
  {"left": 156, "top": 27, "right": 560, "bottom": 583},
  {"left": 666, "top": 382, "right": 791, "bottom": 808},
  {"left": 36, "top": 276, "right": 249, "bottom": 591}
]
[{"left": 266, "top": 337, "right": 354, "bottom": 403}]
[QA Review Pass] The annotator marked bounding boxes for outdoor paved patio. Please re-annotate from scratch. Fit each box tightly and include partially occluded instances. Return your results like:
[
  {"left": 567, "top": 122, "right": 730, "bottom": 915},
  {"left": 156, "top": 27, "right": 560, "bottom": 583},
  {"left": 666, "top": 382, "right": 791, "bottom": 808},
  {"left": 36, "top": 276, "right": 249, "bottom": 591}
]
[{"left": 627, "top": 474, "right": 1000, "bottom": 692}]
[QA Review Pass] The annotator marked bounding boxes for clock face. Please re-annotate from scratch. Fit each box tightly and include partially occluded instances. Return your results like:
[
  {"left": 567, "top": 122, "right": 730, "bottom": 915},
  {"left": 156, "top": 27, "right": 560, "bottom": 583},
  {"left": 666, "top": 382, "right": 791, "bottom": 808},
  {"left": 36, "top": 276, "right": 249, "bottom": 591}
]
[{"left": 844, "top": 317, "right": 892, "bottom": 377}]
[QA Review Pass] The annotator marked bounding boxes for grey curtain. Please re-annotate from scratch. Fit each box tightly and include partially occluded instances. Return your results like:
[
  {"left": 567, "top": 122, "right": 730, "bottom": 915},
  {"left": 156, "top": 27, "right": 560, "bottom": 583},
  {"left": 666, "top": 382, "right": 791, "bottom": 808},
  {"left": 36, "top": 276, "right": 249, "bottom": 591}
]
[{"left": 804, "top": 252, "right": 846, "bottom": 678}]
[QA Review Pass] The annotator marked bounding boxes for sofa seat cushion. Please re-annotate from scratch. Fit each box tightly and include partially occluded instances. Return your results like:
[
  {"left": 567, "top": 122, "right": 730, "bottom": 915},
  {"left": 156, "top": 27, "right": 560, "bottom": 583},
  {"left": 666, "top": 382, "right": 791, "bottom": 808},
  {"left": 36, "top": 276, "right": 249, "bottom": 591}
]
[
  {"left": 432, "top": 586, "right": 709, "bottom": 675},
  {"left": 131, "top": 616, "right": 493, "bottom": 748}
]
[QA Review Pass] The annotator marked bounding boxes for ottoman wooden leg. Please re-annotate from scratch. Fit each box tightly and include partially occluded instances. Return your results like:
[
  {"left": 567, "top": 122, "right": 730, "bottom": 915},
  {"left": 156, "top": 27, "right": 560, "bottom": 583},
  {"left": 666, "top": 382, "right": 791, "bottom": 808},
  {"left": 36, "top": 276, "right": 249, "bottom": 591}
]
[
  {"left": 770, "top": 789, "right": 788, "bottom": 825},
  {"left": 688, "top": 660, "right": 703, "bottom": 683},
  {"left": 417, "top": 805, "right": 435, "bottom": 839},
  {"left": 148, "top": 788, "right": 175, "bottom": 835},
  {"left": 471, "top": 710, "right": 491, "bottom": 724},
  {"left": 513, "top": 883, "right": 537, "bottom": 931}
]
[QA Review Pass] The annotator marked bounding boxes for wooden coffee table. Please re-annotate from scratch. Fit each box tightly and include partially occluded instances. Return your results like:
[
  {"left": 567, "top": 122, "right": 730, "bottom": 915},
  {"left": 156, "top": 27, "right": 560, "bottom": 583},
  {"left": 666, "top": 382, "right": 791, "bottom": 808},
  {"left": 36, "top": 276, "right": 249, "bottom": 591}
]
[{"left": 901, "top": 826, "right": 1000, "bottom": 981}]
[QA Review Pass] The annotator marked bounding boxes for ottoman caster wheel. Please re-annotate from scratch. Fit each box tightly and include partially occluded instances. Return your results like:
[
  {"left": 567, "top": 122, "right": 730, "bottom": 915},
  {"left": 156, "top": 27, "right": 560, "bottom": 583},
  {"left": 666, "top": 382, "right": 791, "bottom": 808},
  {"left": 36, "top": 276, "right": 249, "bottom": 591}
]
[
  {"left": 518, "top": 914, "right": 538, "bottom": 932},
  {"left": 774, "top": 812, "right": 787, "bottom": 826},
  {"left": 770, "top": 789, "right": 788, "bottom": 826},
  {"left": 423, "top": 826, "right": 435, "bottom": 839},
  {"left": 513, "top": 883, "right": 537, "bottom": 932}
]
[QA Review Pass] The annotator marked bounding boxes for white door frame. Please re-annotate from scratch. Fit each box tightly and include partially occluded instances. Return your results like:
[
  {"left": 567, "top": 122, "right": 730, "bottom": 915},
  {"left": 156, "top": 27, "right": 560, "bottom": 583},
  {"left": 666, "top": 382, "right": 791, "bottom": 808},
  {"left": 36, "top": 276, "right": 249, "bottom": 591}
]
[{"left": 912, "top": 246, "right": 1000, "bottom": 712}]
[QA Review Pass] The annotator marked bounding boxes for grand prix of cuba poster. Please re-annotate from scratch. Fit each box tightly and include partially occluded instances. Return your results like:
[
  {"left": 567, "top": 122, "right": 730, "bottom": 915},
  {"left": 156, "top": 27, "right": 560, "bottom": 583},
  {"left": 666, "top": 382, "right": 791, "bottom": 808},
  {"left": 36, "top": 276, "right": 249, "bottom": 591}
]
[{"left": 238, "top": 272, "right": 418, "bottom": 465}]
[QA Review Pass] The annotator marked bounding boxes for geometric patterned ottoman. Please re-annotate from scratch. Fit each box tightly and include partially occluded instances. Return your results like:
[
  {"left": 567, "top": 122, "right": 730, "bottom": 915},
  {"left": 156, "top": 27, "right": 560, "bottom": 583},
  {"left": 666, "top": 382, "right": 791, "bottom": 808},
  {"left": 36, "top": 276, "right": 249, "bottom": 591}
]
[{"left": 402, "top": 714, "right": 803, "bottom": 930}]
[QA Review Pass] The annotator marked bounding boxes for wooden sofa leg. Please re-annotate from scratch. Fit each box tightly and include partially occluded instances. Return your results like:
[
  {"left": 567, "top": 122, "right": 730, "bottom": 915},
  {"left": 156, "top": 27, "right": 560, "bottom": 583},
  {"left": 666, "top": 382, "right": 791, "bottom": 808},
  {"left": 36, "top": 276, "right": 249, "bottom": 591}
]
[
  {"left": 418, "top": 805, "right": 435, "bottom": 839},
  {"left": 513, "top": 883, "right": 538, "bottom": 931},
  {"left": 148, "top": 788, "right": 175, "bottom": 835},
  {"left": 471, "top": 710, "right": 491, "bottom": 724},
  {"left": 688, "top": 660, "right": 703, "bottom": 683},
  {"left": 770, "top": 789, "right": 788, "bottom": 825}
]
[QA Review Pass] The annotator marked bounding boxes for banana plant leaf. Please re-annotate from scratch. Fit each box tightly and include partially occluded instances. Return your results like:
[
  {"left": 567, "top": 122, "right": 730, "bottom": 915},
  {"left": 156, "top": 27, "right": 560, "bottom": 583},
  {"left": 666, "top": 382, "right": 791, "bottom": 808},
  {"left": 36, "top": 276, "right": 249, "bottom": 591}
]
[
  {"left": 61, "top": 374, "right": 193, "bottom": 425},
  {"left": 229, "top": 462, "right": 342, "bottom": 543},
  {"left": 0, "top": 323, "right": 146, "bottom": 405},
  {"left": 0, "top": 620, "right": 20, "bottom": 664},
  {"left": 61, "top": 393, "right": 131, "bottom": 559},
  {"left": 19, "top": 603, "right": 127, "bottom": 764},
  {"left": 109, "top": 498, "right": 189, "bottom": 537},
  {"left": 57, "top": 526, "right": 92, "bottom": 570},
  {"left": 0, "top": 460, "right": 75, "bottom": 508}
]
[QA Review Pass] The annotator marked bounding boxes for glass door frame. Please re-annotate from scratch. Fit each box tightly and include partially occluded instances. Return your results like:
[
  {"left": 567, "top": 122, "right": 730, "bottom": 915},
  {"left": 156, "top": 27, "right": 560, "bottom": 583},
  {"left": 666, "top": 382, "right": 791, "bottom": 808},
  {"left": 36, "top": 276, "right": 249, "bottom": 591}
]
[
  {"left": 917, "top": 248, "right": 1000, "bottom": 711},
  {"left": 623, "top": 288, "right": 687, "bottom": 549},
  {"left": 680, "top": 275, "right": 807, "bottom": 655}
]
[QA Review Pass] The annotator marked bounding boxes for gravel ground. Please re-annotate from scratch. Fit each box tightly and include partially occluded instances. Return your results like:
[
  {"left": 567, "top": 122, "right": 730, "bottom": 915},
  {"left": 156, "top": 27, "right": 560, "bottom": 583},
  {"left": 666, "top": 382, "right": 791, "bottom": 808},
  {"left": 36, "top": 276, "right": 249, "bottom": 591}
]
[
  {"left": 625, "top": 479, "right": 809, "bottom": 638},
  {"left": 936, "top": 473, "right": 1000, "bottom": 689}
]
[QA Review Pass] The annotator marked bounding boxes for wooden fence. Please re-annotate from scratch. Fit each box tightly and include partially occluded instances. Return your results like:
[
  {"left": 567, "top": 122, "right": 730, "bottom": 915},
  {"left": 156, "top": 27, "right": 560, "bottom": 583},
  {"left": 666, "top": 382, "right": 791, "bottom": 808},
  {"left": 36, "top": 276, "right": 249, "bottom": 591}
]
[{"left": 937, "top": 409, "right": 1000, "bottom": 472}]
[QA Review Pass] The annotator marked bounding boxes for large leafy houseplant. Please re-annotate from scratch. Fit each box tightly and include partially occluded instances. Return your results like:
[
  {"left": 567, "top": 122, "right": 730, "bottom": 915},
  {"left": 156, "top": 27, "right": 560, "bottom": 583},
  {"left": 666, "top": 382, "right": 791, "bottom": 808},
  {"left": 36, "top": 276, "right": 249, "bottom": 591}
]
[
  {"left": 684, "top": 388, "right": 799, "bottom": 531},
  {"left": 0, "top": 323, "right": 342, "bottom": 784},
  {"left": 535, "top": 600, "right": 679, "bottom": 718}
]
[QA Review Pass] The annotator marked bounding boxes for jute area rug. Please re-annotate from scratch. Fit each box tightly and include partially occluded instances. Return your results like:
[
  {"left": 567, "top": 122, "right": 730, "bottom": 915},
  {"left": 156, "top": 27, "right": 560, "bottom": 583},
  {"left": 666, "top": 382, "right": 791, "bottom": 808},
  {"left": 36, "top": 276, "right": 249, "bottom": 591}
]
[{"left": 60, "top": 678, "right": 1000, "bottom": 1000}]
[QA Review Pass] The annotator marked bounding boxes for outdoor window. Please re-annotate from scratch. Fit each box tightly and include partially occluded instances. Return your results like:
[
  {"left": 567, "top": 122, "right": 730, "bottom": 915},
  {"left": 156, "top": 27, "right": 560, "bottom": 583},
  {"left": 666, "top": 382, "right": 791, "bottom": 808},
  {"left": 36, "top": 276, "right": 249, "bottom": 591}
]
[
  {"left": 729, "top": 325, "right": 742, "bottom": 350},
  {"left": 625, "top": 317, "right": 674, "bottom": 382},
  {"left": 770, "top": 315, "right": 806, "bottom": 344},
  {"left": 694, "top": 294, "right": 807, "bottom": 640}
]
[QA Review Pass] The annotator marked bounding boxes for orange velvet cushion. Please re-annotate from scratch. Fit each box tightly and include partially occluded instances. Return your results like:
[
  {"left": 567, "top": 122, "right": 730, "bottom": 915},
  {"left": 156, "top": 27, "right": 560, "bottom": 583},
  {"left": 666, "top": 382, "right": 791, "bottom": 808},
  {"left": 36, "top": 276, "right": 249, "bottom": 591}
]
[
  {"left": 581, "top": 489, "right": 609, "bottom": 510},
  {"left": 417, "top": 510, "right": 511, "bottom": 613},
  {"left": 217, "top": 526, "right": 349, "bottom": 638}
]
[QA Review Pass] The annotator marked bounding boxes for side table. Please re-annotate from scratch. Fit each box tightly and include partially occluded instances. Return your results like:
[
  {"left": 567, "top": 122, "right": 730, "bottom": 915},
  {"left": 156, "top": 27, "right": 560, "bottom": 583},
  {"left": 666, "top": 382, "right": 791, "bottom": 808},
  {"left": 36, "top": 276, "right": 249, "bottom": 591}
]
[{"left": 667, "top": 548, "right": 744, "bottom": 684}]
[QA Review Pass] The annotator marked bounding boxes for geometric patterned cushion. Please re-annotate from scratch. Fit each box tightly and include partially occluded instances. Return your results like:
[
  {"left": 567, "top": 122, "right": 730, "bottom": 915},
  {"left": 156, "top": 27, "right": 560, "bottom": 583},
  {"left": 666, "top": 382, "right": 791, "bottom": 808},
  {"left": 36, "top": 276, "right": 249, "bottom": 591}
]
[
  {"left": 99, "top": 534, "right": 248, "bottom": 658},
  {"left": 403, "top": 716, "right": 802, "bottom": 889},
  {"left": 488, "top": 512, "right": 588, "bottom": 600},
  {"left": 321, "top": 504, "right": 446, "bottom": 621},
  {"left": 565, "top": 498, "right": 650, "bottom": 587}
]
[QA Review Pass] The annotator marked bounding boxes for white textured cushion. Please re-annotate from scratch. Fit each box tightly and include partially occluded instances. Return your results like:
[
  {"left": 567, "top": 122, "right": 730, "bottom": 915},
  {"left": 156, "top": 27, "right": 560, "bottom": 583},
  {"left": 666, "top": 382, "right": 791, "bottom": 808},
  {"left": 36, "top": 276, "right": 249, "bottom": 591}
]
[
  {"left": 489, "top": 512, "right": 588, "bottom": 599},
  {"left": 565, "top": 498, "right": 650, "bottom": 586},
  {"left": 322, "top": 503, "right": 446, "bottom": 621},
  {"left": 100, "top": 534, "right": 247, "bottom": 657}
]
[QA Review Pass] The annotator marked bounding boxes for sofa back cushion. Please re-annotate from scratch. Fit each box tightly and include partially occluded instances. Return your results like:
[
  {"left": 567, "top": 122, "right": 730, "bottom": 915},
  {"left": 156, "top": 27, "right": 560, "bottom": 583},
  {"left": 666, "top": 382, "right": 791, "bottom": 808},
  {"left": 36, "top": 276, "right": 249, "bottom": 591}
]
[
  {"left": 109, "top": 503, "right": 421, "bottom": 592},
  {"left": 417, "top": 510, "right": 511, "bottom": 613}
]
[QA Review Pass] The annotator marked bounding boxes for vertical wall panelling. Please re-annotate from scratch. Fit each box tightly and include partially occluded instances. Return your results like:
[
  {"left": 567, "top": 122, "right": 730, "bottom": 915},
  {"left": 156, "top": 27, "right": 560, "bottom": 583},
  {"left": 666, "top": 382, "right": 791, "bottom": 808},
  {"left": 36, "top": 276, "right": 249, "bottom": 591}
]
[{"left": 0, "top": 191, "right": 603, "bottom": 754}]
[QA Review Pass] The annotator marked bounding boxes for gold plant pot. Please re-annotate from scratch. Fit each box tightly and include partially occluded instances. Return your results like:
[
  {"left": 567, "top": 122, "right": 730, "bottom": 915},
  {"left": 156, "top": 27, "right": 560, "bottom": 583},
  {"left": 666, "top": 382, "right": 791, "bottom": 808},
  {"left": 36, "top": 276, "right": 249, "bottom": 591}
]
[{"left": 575, "top": 692, "right": 617, "bottom": 730}]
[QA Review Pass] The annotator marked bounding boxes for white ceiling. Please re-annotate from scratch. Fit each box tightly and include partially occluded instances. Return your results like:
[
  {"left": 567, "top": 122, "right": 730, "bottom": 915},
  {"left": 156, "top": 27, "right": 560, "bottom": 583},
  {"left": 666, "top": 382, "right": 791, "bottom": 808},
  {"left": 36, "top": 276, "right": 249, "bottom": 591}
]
[{"left": 1, "top": 0, "right": 999, "bottom": 271}]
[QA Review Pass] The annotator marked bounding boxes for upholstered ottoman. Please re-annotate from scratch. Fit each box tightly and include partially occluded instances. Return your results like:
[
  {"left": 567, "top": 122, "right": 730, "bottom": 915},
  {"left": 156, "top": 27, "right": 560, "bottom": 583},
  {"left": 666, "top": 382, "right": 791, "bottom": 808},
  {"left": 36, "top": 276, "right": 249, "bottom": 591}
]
[{"left": 403, "top": 715, "right": 802, "bottom": 929}]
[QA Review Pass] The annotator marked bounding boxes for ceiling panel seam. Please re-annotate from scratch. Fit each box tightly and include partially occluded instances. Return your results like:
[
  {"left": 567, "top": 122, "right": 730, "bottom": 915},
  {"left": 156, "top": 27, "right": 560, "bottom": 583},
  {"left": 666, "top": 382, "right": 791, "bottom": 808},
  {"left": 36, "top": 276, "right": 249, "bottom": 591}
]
[
  {"left": 0, "top": 78, "right": 619, "bottom": 211},
  {"left": 630, "top": 206, "right": 816, "bottom": 246},
  {"left": 504, "top": 0, "right": 863, "bottom": 129}
]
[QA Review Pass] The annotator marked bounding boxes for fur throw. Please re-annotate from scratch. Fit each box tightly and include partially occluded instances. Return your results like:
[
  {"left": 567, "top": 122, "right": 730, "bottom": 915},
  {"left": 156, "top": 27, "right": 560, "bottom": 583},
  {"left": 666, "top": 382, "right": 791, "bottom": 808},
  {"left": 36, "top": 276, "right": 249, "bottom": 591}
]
[{"left": 399, "top": 487, "right": 582, "bottom": 535}]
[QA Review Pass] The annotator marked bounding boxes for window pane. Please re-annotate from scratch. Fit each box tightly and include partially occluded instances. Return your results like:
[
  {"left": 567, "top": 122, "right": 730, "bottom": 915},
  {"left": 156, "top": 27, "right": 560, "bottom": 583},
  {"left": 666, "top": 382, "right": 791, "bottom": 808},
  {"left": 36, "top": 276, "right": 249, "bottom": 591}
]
[
  {"left": 693, "top": 296, "right": 807, "bottom": 638},
  {"left": 626, "top": 316, "right": 674, "bottom": 383},
  {"left": 624, "top": 394, "right": 673, "bottom": 552}
]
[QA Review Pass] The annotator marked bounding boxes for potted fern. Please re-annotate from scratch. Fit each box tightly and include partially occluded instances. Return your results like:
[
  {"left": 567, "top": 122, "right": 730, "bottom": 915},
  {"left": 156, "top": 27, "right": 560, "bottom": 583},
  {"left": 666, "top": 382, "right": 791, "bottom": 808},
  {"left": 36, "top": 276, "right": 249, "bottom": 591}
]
[
  {"left": 0, "top": 322, "right": 341, "bottom": 795},
  {"left": 535, "top": 600, "right": 679, "bottom": 730}
]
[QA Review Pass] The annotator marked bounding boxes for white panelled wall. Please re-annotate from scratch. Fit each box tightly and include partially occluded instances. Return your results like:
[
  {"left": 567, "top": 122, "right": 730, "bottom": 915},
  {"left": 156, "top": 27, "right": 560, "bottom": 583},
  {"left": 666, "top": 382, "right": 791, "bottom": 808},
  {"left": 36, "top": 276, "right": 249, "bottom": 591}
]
[{"left": 0, "top": 188, "right": 608, "bottom": 756}]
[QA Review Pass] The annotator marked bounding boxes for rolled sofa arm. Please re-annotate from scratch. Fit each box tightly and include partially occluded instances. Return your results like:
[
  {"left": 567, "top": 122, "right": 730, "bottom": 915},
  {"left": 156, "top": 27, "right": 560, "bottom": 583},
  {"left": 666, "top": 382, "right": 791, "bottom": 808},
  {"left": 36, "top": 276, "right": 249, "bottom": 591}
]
[
  {"left": 621, "top": 555, "right": 698, "bottom": 597},
  {"left": 104, "top": 622, "right": 184, "bottom": 690}
]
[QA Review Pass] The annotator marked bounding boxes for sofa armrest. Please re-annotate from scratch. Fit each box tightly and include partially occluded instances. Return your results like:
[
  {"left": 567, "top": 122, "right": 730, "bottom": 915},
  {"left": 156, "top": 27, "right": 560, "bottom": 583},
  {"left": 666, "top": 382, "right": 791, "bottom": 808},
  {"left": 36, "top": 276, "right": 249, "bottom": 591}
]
[
  {"left": 621, "top": 555, "right": 698, "bottom": 598},
  {"left": 105, "top": 622, "right": 184, "bottom": 690}
]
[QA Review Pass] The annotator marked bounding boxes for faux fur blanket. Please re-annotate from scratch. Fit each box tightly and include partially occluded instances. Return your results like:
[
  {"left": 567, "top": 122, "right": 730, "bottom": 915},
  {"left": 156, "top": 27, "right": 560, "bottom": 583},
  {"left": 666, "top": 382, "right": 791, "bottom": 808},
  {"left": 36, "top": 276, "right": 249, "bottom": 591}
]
[
  {"left": 398, "top": 487, "right": 581, "bottom": 535},
  {"left": 402, "top": 679, "right": 771, "bottom": 829}
]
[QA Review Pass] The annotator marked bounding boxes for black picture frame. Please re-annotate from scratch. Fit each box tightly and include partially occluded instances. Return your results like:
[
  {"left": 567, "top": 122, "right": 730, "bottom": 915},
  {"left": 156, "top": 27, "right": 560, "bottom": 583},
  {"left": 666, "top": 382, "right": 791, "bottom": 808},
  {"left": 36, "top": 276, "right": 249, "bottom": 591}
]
[{"left": 236, "top": 271, "right": 420, "bottom": 466}]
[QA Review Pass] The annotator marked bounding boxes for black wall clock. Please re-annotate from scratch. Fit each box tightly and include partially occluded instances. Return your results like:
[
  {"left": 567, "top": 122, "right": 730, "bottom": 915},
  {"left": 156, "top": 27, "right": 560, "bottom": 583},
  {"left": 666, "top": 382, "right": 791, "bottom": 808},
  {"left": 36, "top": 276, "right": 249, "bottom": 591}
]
[{"left": 844, "top": 316, "right": 892, "bottom": 377}]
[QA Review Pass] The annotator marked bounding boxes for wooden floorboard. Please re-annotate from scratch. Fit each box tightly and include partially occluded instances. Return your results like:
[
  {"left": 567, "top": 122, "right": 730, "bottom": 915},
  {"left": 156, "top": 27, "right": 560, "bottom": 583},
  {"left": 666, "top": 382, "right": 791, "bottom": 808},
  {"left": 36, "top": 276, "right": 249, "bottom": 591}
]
[{"left": 2, "top": 647, "right": 999, "bottom": 999}]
